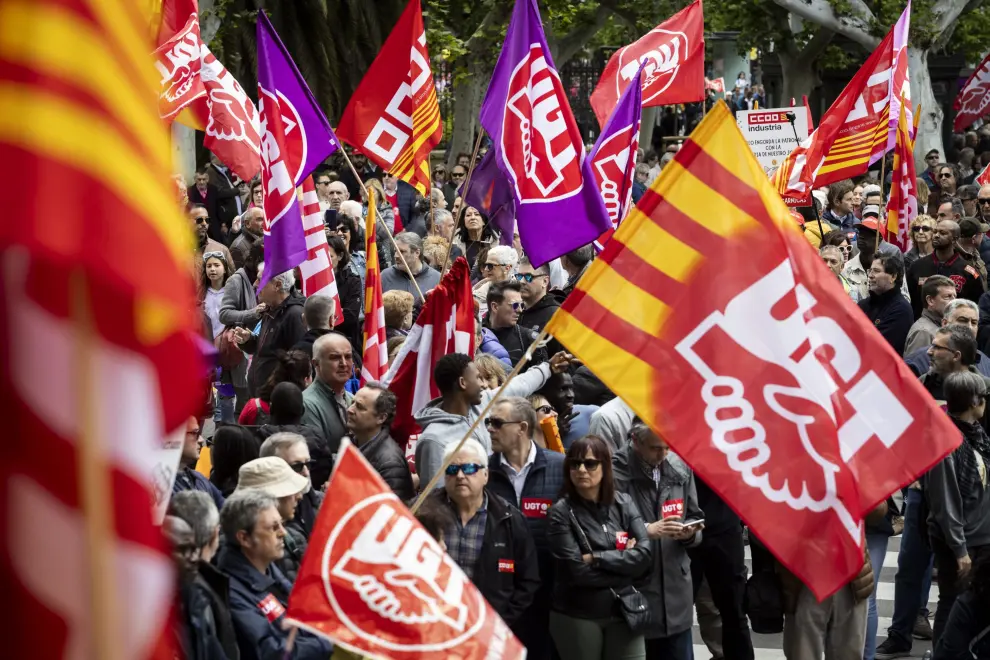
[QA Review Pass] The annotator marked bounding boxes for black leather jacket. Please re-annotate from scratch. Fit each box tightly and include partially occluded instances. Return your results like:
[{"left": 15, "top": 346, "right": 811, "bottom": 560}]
[{"left": 546, "top": 492, "right": 652, "bottom": 620}]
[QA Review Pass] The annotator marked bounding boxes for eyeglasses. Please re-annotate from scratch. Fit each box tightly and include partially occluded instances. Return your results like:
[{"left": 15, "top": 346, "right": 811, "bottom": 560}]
[
  {"left": 510, "top": 302, "right": 525, "bottom": 312},
  {"left": 535, "top": 404, "right": 554, "bottom": 415},
  {"left": 194, "top": 216, "right": 209, "bottom": 225},
  {"left": 939, "top": 173, "right": 954, "bottom": 179},
  {"left": 482, "top": 262, "right": 505, "bottom": 271},
  {"left": 185, "top": 428, "right": 201, "bottom": 437},
  {"left": 445, "top": 463, "right": 485, "bottom": 476},
  {"left": 289, "top": 460, "right": 315, "bottom": 474},
  {"left": 203, "top": 251, "right": 224, "bottom": 260},
  {"left": 569, "top": 458, "right": 602, "bottom": 471},
  {"left": 434, "top": 169, "right": 447, "bottom": 175},
  {"left": 316, "top": 180, "right": 331, "bottom": 186},
  {"left": 383, "top": 172, "right": 395, "bottom": 178},
  {"left": 485, "top": 417, "right": 522, "bottom": 430},
  {"left": 912, "top": 226, "right": 933, "bottom": 233},
  {"left": 979, "top": 198, "right": 990, "bottom": 206},
  {"left": 450, "top": 171, "right": 466, "bottom": 179},
  {"left": 514, "top": 272, "right": 546, "bottom": 283},
  {"left": 930, "top": 343, "right": 956, "bottom": 353}
]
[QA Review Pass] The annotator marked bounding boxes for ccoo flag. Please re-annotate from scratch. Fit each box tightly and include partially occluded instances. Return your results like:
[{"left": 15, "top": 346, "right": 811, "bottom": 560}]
[
  {"left": 479, "top": 0, "right": 611, "bottom": 267},
  {"left": 256, "top": 11, "right": 340, "bottom": 288},
  {"left": 336, "top": 0, "right": 442, "bottom": 195},
  {"left": 547, "top": 101, "right": 961, "bottom": 600},
  {"left": 588, "top": 62, "right": 644, "bottom": 251}
]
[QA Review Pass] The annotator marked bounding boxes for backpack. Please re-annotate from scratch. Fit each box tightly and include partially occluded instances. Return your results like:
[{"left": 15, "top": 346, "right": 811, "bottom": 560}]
[
  {"left": 745, "top": 534, "right": 784, "bottom": 634},
  {"left": 215, "top": 327, "right": 244, "bottom": 370}
]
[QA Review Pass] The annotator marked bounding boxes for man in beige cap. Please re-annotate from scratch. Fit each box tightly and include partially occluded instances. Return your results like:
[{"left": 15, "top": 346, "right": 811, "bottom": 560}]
[{"left": 236, "top": 456, "right": 310, "bottom": 581}]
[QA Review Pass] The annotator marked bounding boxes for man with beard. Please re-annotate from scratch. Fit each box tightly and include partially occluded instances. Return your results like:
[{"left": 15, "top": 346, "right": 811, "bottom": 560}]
[
  {"left": 908, "top": 219, "right": 985, "bottom": 317},
  {"left": 190, "top": 204, "right": 233, "bottom": 278},
  {"left": 172, "top": 416, "right": 226, "bottom": 510},
  {"left": 229, "top": 207, "right": 264, "bottom": 271},
  {"left": 188, "top": 167, "right": 239, "bottom": 242}
]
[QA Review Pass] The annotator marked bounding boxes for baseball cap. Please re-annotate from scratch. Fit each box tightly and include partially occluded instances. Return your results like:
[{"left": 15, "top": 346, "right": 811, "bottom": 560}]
[
  {"left": 959, "top": 217, "right": 990, "bottom": 238},
  {"left": 854, "top": 206, "right": 881, "bottom": 231},
  {"left": 236, "top": 457, "right": 309, "bottom": 498}
]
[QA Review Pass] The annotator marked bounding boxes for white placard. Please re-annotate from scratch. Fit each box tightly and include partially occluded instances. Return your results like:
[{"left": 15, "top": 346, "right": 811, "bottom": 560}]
[{"left": 736, "top": 108, "right": 809, "bottom": 173}]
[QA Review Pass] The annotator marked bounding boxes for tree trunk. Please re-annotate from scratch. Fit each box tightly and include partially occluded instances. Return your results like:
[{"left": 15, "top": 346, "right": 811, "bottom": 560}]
[
  {"left": 779, "top": 52, "right": 818, "bottom": 109},
  {"left": 172, "top": 122, "right": 197, "bottom": 180},
  {"left": 639, "top": 106, "right": 658, "bottom": 154},
  {"left": 909, "top": 47, "right": 943, "bottom": 172},
  {"left": 448, "top": 60, "right": 486, "bottom": 167}
]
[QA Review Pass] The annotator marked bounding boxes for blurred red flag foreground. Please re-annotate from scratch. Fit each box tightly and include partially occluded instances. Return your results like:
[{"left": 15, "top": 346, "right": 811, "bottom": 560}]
[{"left": 286, "top": 440, "right": 527, "bottom": 659}]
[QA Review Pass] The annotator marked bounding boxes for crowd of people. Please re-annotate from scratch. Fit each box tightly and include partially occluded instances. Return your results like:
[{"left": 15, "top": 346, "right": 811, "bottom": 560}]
[{"left": 167, "top": 126, "right": 990, "bottom": 660}]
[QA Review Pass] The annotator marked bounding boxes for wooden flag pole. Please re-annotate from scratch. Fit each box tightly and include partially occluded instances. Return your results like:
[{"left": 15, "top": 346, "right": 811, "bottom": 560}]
[
  {"left": 440, "top": 130, "right": 487, "bottom": 276},
  {"left": 340, "top": 151, "right": 426, "bottom": 304},
  {"left": 874, "top": 148, "right": 889, "bottom": 257},
  {"left": 410, "top": 326, "right": 554, "bottom": 514},
  {"left": 72, "top": 271, "right": 120, "bottom": 660}
]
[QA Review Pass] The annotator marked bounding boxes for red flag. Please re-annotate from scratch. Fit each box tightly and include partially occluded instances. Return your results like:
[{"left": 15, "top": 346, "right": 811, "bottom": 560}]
[
  {"left": 154, "top": 0, "right": 262, "bottom": 180},
  {"left": 953, "top": 51, "right": 990, "bottom": 132},
  {"left": 2, "top": 0, "right": 205, "bottom": 655},
  {"left": 884, "top": 100, "right": 918, "bottom": 251},
  {"left": 285, "top": 440, "right": 526, "bottom": 659},
  {"left": 336, "top": 0, "right": 442, "bottom": 195},
  {"left": 382, "top": 258, "right": 476, "bottom": 447},
  {"left": 547, "top": 102, "right": 962, "bottom": 599},
  {"left": 361, "top": 194, "right": 388, "bottom": 384},
  {"left": 590, "top": 0, "right": 704, "bottom": 128},
  {"left": 298, "top": 177, "right": 343, "bottom": 325},
  {"left": 978, "top": 162, "right": 990, "bottom": 187}
]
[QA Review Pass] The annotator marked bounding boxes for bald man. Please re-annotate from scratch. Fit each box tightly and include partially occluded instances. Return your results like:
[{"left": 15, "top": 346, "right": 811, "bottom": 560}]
[
  {"left": 301, "top": 333, "right": 354, "bottom": 455},
  {"left": 230, "top": 207, "right": 265, "bottom": 270}
]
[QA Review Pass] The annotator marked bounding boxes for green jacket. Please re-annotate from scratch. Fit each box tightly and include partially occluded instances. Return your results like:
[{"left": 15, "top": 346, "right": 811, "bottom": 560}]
[{"left": 301, "top": 379, "right": 352, "bottom": 456}]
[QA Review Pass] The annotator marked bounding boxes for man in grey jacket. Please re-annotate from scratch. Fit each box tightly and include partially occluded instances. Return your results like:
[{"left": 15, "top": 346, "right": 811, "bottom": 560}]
[
  {"left": 413, "top": 351, "right": 571, "bottom": 489},
  {"left": 904, "top": 274, "right": 956, "bottom": 356},
  {"left": 612, "top": 419, "right": 704, "bottom": 660},
  {"left": 381, "top": 232, "right": 440, "bottom": 299}
]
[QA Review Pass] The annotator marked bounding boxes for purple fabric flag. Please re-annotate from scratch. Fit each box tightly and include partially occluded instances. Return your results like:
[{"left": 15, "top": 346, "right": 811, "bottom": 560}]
[
  {"left": 460, "top": 149, "right": 515, "bottom": 246},
  {"left": 256, "top": 11, "right": 340, "bottom": 288},
  {"left": 478, "top": 0, "right": 610, "bottom": 267},
  {"left": 587, "top": 62, "right": 644, "bottom": 252}
]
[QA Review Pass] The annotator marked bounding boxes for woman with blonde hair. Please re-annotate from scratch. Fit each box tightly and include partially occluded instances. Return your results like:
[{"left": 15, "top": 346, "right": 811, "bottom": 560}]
[
  {"left": 422, "top": 235, "right": 452, "bottom": 272},
  {"left": 904, "top": 214, "right": 937, "bottom": 271},
  {"left": 474, "top": 353, "right": 508, "bottom": 390},
  {"left": 528, "top": 393, "right": 557, "bottom": 449},
  {"left": 382, "top": 289, "right": 415, "bottom": 340}
]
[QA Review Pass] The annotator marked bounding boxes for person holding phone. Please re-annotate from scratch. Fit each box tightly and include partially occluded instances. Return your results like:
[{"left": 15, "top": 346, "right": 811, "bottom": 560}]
[{"left": 613, "top": 418, "right": 706, "bottom": 660}]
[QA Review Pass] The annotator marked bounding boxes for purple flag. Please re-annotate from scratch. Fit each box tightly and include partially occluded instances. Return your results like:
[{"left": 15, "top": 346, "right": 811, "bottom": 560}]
[
  {"left": 478, "top": 0, "right": 610, "bottom": 267},
  {"left": 256, "top": 11, "right": 340, "bottom": 288},
  {"left": 460, "top": 149, "right": 515, "bottom": 246},
  {"left": 587, "top": 62, "right": 644, "bottom": 252}
]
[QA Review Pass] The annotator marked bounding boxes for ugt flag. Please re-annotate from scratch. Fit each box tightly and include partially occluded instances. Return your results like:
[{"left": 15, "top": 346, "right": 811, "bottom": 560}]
[
  {"left": 588, "top": 62, "right": 644, "bottom": 251},
  {"left": 547, "top": 101, "right": 961, "bottom": 600},
  {"left": 257, "top": 11, "right": 340, "bottom": 288},
  {"left": 953, "top": 50, "right": 990, "bottom": 132},
  {"left": 479, "top": 0, "right": 610, "bottom": 267},
  {"left": 286, "top": 439, "right": 526, "bottom": 659},
  {"left": 590, "top": 0, "right": 704, "bottom": 128}
]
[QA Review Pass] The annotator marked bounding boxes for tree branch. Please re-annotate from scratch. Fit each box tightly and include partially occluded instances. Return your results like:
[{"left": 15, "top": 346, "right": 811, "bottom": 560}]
[
  {"left": 931, "top": 0, "right": 983, "bottom": 48},
  {"left": 798, "top": 24, "right": 835, "bottom": 60},
  {"left": 771, "top": 0, "right": 879, "bottom": 49},
  {"left": 464, "top": 4, "right": 513, "bottom": 52},
  {"left": 551, "top": 6, "right": 614, "bottom": 67}
]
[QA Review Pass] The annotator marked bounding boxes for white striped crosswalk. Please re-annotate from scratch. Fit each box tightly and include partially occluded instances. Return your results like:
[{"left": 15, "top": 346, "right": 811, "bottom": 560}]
[{"left": 690, "top": 535, "right": 936, "bottom": 658}]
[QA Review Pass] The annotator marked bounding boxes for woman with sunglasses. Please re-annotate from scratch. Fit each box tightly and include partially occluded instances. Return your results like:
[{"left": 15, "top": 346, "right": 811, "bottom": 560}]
[
  {"left": 929, "top": 164, "right": 963, "bottom": 217},
  {"left": 426, "top": 438, "right": 541, "bottom": 636},
  {"left": 547, "top": 435, "right": 652, "bottom": 660},
  {"left": 528, "top": 394, "right": 557, "bottom": 449},
  {"left": 904, "top": 214, "right": 937, "bottom": 271},
  {"left": 474, "top": 245, "right": 519, "bottom": 313}
]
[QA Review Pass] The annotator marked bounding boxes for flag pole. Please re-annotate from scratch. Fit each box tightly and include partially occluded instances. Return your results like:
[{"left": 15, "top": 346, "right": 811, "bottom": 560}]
[
  {"left": 875, "top": 147, "right": 888, "bottom": 256},
  {"left": 440, "top": 130, "right": 487, "bottom": 276},
  {"left": 785, "top": 112, "right": 826, "bottom": 240},
  {"left": 409, "top": 325, "right": 554, "bottom": 514},
  {"left": 72, "top": 271, "right": 120, "bottom": 660},
  {"left": 340, "top": 151, "right": 426, "bottom": 304}
]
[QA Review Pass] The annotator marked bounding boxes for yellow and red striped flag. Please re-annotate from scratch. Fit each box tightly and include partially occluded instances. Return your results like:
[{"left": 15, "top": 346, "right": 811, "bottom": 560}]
[
  {"left": 335, "top": 0, "right": 441, "bottom": 195},
  {"left": 0, "top": 0, "right": 204, "bottom": 656},
  {"left": 546, "top": 100, "right": 961, "bottom": 600},
  {"left": 361, "top": 192, "right": 388, "bottom": 384},
  {"left": 884, "top": 98, "right": 919, "bottom": 251}
]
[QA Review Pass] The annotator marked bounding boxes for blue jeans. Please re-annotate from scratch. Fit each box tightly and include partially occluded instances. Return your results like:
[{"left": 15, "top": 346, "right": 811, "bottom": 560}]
[
  {"left": 886, "top": 488, "right": 934, "bottom": 646},
  {"left": 645, "top": 629, "right": 694, "bottom": 660},
  {"left": 864, "top": 532, "right": 889, "bottom": 660}
]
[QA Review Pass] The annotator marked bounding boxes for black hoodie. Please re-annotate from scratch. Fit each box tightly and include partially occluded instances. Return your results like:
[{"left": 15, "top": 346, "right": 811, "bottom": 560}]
[{"left": 244, "top": 292, "right": 306, "bottom": 396}]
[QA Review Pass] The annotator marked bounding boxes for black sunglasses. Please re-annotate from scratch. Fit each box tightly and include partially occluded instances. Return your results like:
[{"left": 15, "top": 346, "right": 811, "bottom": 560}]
[
  {"left": 912, "top": 226, "right": 933, "bottom": 232},
  {"left": 194, "top": 217, "right": 209, "bottom": 225},
  {"left": 939, "top": 173, "right": 954, "bottom": 178},
  {"left": 979, "top": 198, "right": 990, "bottom": 205},
  {"left": 535, "top": 404, "right": 554, "bottom": 415},
  {"left": 569, "top": 458, "right": 602, "bottom": 471},
  {"left": 289, "top": 460, "right": 316, "bottom": 474},
  {"left": 485, "top": 417, "right": 522, "bottom": 429},
  {"left": 451, "top": 171, "right": 466, "bottom": 178},
  {"left": 445, "top": 463, "right": 485, "bottom": 476}
]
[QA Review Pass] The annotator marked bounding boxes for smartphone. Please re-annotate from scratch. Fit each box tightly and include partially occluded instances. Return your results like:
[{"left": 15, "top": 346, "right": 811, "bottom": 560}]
[{"left": 679, "top": 518, "right": 705, "bottom": 528}]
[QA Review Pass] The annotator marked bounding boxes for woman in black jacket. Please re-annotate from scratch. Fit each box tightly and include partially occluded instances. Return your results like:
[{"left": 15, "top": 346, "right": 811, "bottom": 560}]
[
  {"left": 547, "top": 435, "right": 652, "bottom": 660},
  {"left": 327, "top": 234, "right": 364, "bottom": 352}
]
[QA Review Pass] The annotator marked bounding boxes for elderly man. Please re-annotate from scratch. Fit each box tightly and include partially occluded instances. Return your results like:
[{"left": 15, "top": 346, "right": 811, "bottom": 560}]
[
  {"left": 217, "top": 490, "right": 332, "bottom": 659},
  {"left": 324, "top": 180, "right": 349, "bottom": 215},
  {"left": 167, "top": 492, "right": 239, "bottom": 660},
  {"left": 614, "top": 419, "right": 709, "bottom": 660},
  {"left": 235, "top": 456, "right": 310, "bottom": 583},
  {"left": 259, "top": 432, "right": 323, "bottom": 539},
  {"left": 346, "top": 383, "right": 413, "bottom": 500},
  {"left": 486, "top": 397, "right": 566, "bottom": 659},
  {"left": 859, "top": 252, "right": 913, "bottom": 355},
  {"left": 415, "top": 351, "right": 572, "bottom": 488},
  {"left": 908, "top": 219, "right": 986, "bottom": 317},
  {"left": 904, "top": 274, "right": 956, "bottom": 355},
  {"left": 978, "top": 184, "right": 990, "bottom": 223},
  {"left": 232, "top": 270, "right": 306, "bottom": 396},
  {"left": 302, "top": 333, "right": 354, "bottom": 455},
  {"left": 380, "top": 231, "right": 441, "bottom": 297},
  {"left": 820, "top": 244, "right": 860, "bottom": 302},
  {"left": 230, "top": 206, "right": 264, "bottom": 270},
  {"left": 475, "top": 245, "right": 520, "bottom": 313},
  {"left": 428, "top": 438, "right": 540, "bottom": 636}
]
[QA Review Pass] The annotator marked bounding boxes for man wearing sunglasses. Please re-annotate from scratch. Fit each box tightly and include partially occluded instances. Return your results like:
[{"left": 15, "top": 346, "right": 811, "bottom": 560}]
[
  {"left": 189, "top": 205, "right": 234, "bottom": 275},
  {"left": 485, "top": 280, "right": 548, "bottom": 366},
  {"left": 978, "top": 184, "right": 990, "bottom": 224},
  {"left": 486, "top": 397, "right": 565, "bottom": 659},
  {"left": 426, "top": 438, "right": 540, "bottom": 638},
  {"left": 920, "top": 149, "right": 940, "bottom": 191},
  {"left": 414, "top": 350, "right": 572, "bottom": 488}
]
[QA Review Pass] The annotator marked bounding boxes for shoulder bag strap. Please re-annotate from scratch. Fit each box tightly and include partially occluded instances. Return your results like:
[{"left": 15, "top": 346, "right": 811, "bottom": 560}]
[{"left": 566, "top": 503, "right": 594, "bottom": 555}]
